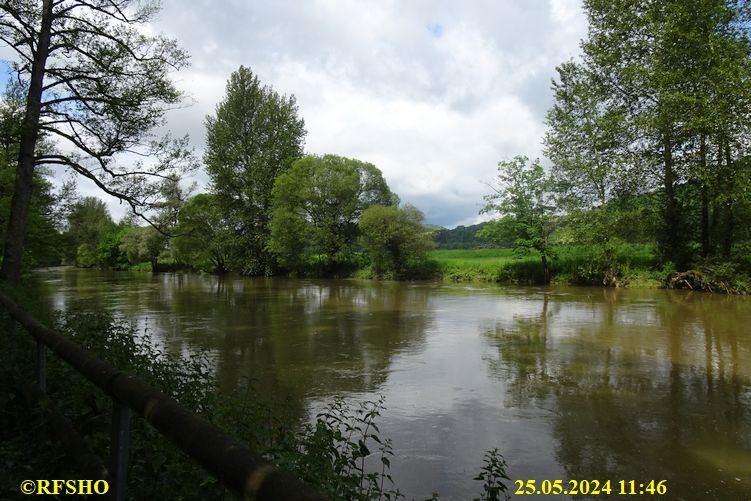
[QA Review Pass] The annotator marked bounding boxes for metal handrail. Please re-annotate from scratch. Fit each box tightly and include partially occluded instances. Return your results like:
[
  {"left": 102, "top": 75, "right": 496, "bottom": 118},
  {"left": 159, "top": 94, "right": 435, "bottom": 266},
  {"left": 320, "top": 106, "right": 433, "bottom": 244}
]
[{"left": 0, "top": 291, "right": 326, "bottom": 501}]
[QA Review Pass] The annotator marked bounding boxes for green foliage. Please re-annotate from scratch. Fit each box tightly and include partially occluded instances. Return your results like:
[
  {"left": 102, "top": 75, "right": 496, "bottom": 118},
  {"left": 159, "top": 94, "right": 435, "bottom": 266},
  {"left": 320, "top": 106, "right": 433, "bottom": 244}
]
[
  {"left": 359, "top": 205, "right": 435, "bottom": 279},
  {"left": 119, "top": 226, "right": 166, "bottom": 269},
  {"left": 0, "top": 163, "right": 64, "bottom": 268},
  {"left": 432, "top": 245, "right": 660, "bottom": 285},
  {"left": 172, "top": 194, "right": 232, "bottom": 273},
  {"left": 1, "top": 307, "right": 512, "bottom": 499},
  {"left": 0, "top": 0, "right": 194, "bottom": 281},
  {"left": 289, "top": 397, "right": 402, "bottom": 501},
  {"left": 64, "top": 197, "right": 115, "bottom": 266},
  {"left": 551, "top": 0, "right": 751, "bottom": 270},
  {"left": 473, "top": 448, "right": 511, "bottom": 501},
  {"left": 95, "top": 226, "right": 128, "bottom": 270},
  {"left": 0, "top": 90, "right": 65, "bottom": 269},
  {"left": 665, "top": 261, "right": 750, "bottom": 294},
  {"left": 74, "top": 243, "right": 96, "bottom": 268},
  {"left": 61, "top": 194, "right": 177, "bottom": 271},
  {"left": 479, "top": 156, "right": 557, "bottom": 283},
  {"left": 433, "top": 222, "right": 496, "bottom": 249},
  {"left": 205, "top": 65, "right": 306, "bottom": 275},
  {"left": 268, "top": 154, "right": 397, "bottom": 277},
  {"left": 545, "top": 60, "right": 630, "bottom": 212}
]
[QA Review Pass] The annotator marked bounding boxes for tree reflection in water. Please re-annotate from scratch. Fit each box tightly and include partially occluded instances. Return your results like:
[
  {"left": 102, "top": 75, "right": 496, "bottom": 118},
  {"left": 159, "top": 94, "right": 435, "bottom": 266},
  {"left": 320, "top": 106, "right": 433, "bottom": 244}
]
[{"left": 482, "top": 289, "right": 750, "bottom": 500}]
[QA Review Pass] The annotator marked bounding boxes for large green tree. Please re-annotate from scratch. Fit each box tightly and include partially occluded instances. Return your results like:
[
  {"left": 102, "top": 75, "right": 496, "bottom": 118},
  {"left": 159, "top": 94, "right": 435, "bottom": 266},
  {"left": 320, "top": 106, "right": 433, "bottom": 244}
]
[
  {"left": 268, "top": 154, "right": 397, "bottom": 276},
  {"left": 0, "top": 86, "right": 65, "bottom": 268},
  {"left": 119, "top": 226, "right": 164, "bottom": 270},
  {"left": 0, "top": 0, "right": 191, "bottom": 282},
  {"left": 544, "top": 60, "right": 657, "bottom": 275},
  {"left": 569, "top": 0, "right": 751, "bottom": 268},
  {"left": 63, "top": 196, "right": 114, "bottom": 267},
  {"left": 204, "top": 65, "right": 306, "bottom": 275}
]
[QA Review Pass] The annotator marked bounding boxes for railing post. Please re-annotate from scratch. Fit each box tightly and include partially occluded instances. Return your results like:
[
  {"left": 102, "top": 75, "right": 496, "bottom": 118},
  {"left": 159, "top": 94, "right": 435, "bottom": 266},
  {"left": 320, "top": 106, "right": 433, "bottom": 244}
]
[
  {"left": 35, "top": 341, "right": 46, "bottom": 392},
  {"left": 110, "top": 400, "right": 131, "bottom": 501}
]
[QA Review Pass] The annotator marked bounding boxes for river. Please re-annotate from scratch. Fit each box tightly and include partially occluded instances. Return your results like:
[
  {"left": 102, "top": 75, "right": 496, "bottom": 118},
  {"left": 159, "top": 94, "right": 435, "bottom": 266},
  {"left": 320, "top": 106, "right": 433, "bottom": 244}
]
[{"left": 36, "top": 267, "right": 751, "bottom": 500}]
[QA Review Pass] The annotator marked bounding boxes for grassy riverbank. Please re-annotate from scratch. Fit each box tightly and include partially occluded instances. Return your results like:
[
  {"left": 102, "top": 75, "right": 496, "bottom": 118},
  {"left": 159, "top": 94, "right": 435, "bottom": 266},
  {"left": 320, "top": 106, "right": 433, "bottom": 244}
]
[{"left": 431, "top": 244, "right": 663, "bottom": 287}]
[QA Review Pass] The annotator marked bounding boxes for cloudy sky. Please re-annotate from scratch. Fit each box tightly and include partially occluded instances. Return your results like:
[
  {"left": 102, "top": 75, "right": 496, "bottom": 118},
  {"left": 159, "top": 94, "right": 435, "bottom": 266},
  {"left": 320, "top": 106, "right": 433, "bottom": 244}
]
[{"left": 7, "top": 0, "right": 589, "bottom": 228}]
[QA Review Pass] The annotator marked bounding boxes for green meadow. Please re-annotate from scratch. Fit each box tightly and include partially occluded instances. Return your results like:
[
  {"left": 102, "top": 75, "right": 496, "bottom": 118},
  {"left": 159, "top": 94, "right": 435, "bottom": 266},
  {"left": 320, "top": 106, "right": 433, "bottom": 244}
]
[{"left": 430, "top": 244, "right": 662, "bottom": 287}]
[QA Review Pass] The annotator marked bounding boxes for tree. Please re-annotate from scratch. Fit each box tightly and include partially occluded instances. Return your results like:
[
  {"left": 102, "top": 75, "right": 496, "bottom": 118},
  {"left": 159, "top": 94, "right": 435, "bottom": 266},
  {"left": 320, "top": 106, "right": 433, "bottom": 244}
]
[
  {"left": 63, "top": 196, "right": 114, "bottom": 266},
  {"left": 544, "top": 61, "right": 631, "bottom": 212},
  {"left": 478, "top": 156, "right": 557, "bottom": 284},
  {"left": 544, "top": 60, "right": 654, "bottom": 279},
  {"left": 171, "top": 193, "right": 231, "bottom": 273},
  {"left": 0, "top": 88, "right": 66, "bottom": 267},
  {"left": 119, "top": 225, "right": 164, "bottom": 269},
  {"left": 96, "top": 224, "right": 129, "bottom": 269},
  {"left": 0, "top": 0, "right": 191, "bottom": 282},
  {"left": 205, "top": 65, "right": 306, "bottom": 275},
  {"left": 575, "top": 0, "right": 751, "bottom": 268},
  {"left": 433, "top": 222, "right": 495, "bottom": 250},
  {"left": 268, "top": 154, "right": 397, "bottom": 276},
  {"left": 359, "top": 204, "right": 434, "bottom": 278}
]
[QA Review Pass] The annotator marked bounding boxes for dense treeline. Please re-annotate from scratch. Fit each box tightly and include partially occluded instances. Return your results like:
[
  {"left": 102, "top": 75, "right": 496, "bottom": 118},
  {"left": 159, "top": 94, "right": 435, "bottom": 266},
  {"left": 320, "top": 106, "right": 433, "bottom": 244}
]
[
  {"left": 3, "top": 0, "right": 751, "bottom": 290},
  {"left": 0, "top": 64, "right": 435, "bottom": 280},
  {"left": 433, "top": 222, "right": 496, "bottom": 249},
  {"left": 479, "top": 0, "right": 751, "bottom": 290},
  {"left": 171, "top": 67, "right": 434, "bottom": 279}
]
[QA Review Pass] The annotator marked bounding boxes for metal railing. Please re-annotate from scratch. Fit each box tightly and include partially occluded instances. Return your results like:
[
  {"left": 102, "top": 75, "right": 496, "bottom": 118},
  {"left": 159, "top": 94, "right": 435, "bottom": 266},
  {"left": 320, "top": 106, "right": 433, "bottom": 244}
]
[{"left": 0, "top": 291, "right": 326, "bottom": 501}]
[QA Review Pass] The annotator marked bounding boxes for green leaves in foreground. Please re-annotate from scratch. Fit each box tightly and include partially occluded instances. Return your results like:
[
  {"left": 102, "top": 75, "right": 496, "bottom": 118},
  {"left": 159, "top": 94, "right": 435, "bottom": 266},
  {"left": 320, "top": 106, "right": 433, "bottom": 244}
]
[
  {"left": 3, "top": 309, "right": 512, "bottom": 500},
  {"left": 290, "top": 396, "right": 402, "bottom": 501},
  {"left": 473, "top": 448, "right": 511, "bottom": 501}
]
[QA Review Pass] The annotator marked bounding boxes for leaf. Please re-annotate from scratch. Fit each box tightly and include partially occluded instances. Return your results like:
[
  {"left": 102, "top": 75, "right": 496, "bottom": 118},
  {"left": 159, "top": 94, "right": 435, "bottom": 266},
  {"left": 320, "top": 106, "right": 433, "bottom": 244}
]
[{"left": 358, "top": 439, "right": 370, "bottom": 457}]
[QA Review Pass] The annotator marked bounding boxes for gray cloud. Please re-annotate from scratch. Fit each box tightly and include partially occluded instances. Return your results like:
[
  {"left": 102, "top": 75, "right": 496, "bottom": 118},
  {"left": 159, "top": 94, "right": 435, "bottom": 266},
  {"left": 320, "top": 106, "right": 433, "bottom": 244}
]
[{"left": 10, "top": 0, "right": 589, "bottom": 226}]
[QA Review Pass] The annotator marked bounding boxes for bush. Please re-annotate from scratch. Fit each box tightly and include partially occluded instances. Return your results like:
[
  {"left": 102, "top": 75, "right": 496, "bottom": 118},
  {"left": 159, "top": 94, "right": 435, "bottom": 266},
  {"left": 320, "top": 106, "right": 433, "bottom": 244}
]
[{"left": 1, "top": 308, "right": 512, "bottom": 500}]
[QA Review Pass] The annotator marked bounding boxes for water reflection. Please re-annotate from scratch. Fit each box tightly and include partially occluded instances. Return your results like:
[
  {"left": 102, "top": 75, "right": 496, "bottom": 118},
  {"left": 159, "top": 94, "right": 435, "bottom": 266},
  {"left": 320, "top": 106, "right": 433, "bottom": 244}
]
[
  {"left": 42, "top": 269, "right": 433, "bottom": 404},
  {"left": 35, "top": 269, "right": 751, "bottom": 500},
  {"left": 483, "top": 289, "right": 751, "bottom": 500}
]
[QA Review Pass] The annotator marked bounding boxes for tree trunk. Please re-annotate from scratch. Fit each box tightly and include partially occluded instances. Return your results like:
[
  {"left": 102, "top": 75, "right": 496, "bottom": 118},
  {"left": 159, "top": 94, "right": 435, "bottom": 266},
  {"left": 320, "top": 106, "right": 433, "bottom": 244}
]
[
  {"left": 0, "top": 0, "right": 54, "bottom": 283},
  {"left": 541, "top": 253, "right": 550, "bottom": 285},
  {"left": 699, "top": 134, "right": 709, "bottom": 257},
  {"left": 722, "top": 143, "right": 734, "bottom": 258},
  {"left": 710, "top": 139, "right": 723, "bottom": 254},
  {"left": 662, "top": 137, "right": 682, "bottom": 268}
]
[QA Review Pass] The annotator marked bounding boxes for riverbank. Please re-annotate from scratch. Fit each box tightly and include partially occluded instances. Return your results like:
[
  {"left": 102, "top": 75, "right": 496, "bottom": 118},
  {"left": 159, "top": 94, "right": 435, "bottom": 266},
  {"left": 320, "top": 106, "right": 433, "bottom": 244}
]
[
  {"left": 430, "top": 245, "right": 750, "bottom": 293},
  {"left": 63, "top": 242, "right": 750, "bottom": 294},
  {"left": 431, "top": 245, "right": 663, "bottom": 287}
]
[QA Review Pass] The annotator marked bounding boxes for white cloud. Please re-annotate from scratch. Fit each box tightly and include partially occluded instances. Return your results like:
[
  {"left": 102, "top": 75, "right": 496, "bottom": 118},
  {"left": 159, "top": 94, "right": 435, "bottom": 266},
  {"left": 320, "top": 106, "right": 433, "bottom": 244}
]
[{"left": 16, "top": 0, "right": 589, "bottom": 227}]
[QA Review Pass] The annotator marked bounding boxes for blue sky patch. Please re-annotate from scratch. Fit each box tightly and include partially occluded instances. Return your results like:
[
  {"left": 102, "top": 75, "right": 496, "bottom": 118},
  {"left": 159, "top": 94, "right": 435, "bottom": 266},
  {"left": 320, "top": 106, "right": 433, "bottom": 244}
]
[{"left": 426, "top": 22, "right": 443, "bottom": 38}]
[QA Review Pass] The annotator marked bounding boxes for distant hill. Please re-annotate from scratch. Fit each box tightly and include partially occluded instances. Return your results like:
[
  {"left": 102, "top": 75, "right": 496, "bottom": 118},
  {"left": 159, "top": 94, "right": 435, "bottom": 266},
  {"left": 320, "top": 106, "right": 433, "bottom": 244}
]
[{"left": 432, "top": 221, "right": 499, "bottom": 249}]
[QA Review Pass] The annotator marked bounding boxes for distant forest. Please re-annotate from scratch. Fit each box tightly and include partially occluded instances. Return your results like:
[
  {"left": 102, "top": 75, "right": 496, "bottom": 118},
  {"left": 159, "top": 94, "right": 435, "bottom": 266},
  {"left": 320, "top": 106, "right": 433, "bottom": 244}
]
[{"left": 433, "top": 222, "right": 499, "bottom": 249}]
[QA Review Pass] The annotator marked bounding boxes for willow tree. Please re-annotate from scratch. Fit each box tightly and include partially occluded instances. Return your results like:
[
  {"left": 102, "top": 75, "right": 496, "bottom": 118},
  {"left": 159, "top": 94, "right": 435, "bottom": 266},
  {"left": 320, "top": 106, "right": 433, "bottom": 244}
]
[
  {"left": 268, "top": 154, "right": 396, "bottom": 276},
  {"left": 0, "top": 0, "right": 191, "bottom": 282}
]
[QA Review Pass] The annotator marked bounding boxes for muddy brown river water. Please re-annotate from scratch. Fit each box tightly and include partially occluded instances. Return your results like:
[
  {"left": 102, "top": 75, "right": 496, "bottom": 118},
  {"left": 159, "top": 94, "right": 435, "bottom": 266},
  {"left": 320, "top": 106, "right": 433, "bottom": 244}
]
[{"left": 36, "top": 268, "right": 751, "bottom": 500}]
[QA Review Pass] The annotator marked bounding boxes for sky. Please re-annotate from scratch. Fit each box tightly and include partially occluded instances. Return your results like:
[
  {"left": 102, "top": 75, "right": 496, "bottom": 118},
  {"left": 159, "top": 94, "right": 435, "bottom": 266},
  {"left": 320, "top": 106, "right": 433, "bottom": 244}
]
[{"left": 3, "top": 0, "right": 588, "bottom": 228}]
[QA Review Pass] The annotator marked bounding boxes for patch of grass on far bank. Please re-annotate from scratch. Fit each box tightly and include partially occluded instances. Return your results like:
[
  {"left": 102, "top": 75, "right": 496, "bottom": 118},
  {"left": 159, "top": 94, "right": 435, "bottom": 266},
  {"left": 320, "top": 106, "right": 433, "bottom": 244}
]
[{"left": 431, "top": 244, "right": 661, "bottom": 286}]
